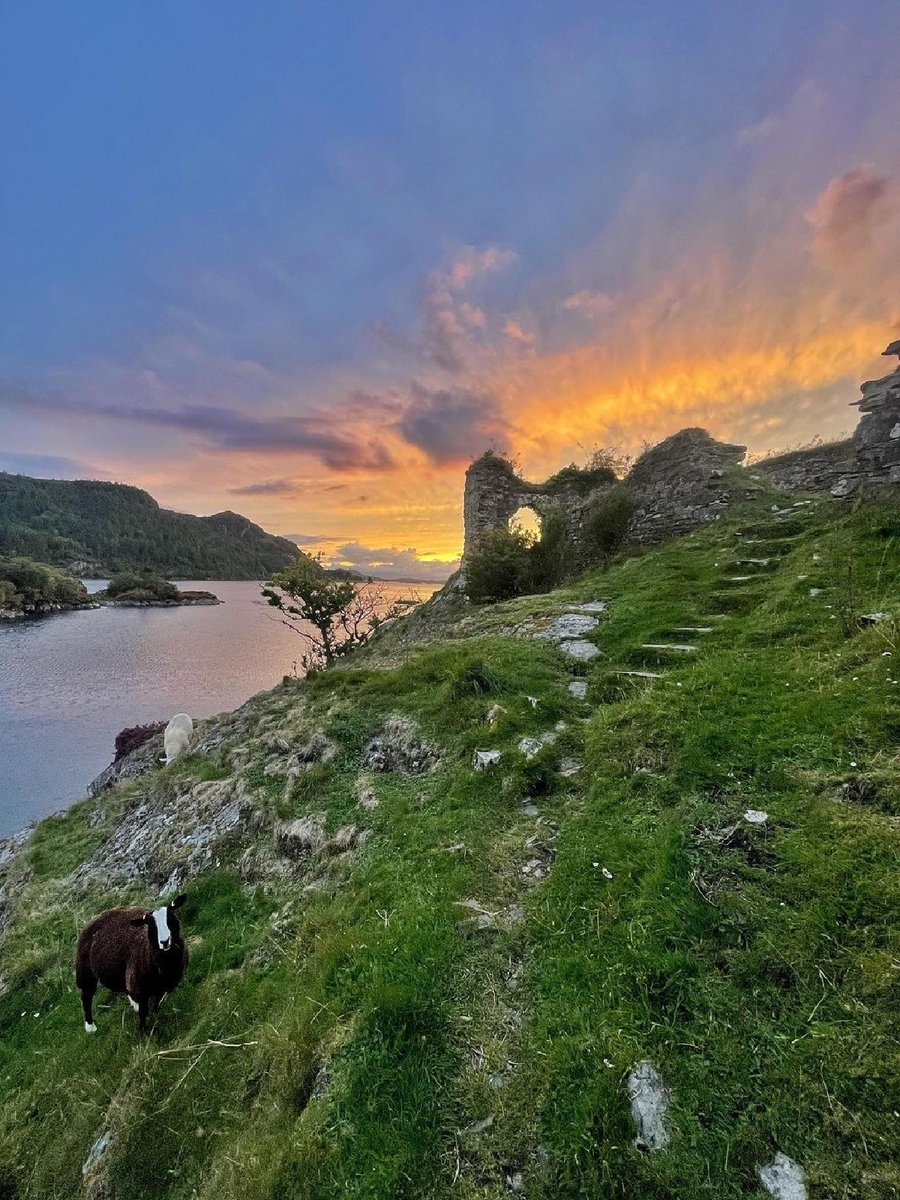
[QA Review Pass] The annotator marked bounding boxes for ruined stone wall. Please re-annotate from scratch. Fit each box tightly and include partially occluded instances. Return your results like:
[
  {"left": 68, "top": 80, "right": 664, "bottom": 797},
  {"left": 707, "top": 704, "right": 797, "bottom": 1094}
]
[
  {"left": 751, "top": 438, "right": 855, "bottom": 495},
  {"left": 458, "top": 344, "right": 900, "bottom": 580},
  {"left": 625, "top": 428, "right": 746, "bottom": 546},
  {"left": 846, "top": 366, "right": 900, "bottom": 494},
  {"left": 461, "top": 452, "right": 614, "bottom": 567}
]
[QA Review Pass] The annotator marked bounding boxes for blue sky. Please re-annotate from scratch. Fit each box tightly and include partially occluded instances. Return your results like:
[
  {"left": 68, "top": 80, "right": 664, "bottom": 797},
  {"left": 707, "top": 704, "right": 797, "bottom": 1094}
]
[{"left": 1, "top": 1, "right": 898, "bottom": 576}]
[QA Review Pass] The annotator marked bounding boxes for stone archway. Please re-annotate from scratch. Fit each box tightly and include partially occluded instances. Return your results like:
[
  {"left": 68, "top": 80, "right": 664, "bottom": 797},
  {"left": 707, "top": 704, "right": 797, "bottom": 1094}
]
[
  {"left": 461, "top": 451, "right": 611, "bottom": 568},
  {"left": 509, "top": 505, "right": 542, "bottom": 541}
]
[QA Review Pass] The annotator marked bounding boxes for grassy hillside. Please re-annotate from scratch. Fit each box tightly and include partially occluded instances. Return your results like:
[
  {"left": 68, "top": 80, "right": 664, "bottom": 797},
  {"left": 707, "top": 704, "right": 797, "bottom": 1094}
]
[
  {"left": 0, "top": 473, "right": 303, "bottom": 579},
  {"left": 0, "top": 487, "right": 898, "bottom": 1198}
]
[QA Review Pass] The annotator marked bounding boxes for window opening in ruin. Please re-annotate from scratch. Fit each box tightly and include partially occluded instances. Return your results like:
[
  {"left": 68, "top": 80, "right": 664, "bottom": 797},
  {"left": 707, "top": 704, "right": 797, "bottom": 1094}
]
[{"left": 510, "top": 506, "right": 541, "bottom": 542}]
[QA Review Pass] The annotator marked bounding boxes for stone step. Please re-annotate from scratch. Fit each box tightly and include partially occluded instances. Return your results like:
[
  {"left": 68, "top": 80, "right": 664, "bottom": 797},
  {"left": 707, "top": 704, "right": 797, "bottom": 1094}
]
[
  {"left": 616, "top": 669, "right": 666, "bottom": 679},
  {"left": 639, "top": 643, "right": 698, "bottom": 654},
  {"left": 738, "top": 522, "right": 807, "bottom": 539},
  {"left": 735, "top": 558, "right": 772, "bottom": 567},
  {"left": 670, "top": 626, "right": 715, "bottom": 634},
  {"left": 708, "top": 591, "right": 761, "bottom": 613}
]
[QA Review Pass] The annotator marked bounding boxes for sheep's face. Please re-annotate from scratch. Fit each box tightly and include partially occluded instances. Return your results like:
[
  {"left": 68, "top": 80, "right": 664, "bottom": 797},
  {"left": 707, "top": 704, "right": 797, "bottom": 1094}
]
[{"left": 132, "top": 894, "right": 187, "bottom": 956}]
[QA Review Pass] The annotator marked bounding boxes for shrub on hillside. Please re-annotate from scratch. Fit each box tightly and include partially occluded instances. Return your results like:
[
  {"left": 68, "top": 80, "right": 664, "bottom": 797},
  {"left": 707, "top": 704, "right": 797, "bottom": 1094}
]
[
  {"left": 465, "top": 526, "right": 536, "bottom": 603},
  {"left": 114, "top": 722, "right": 166, "bottom": 762},
  {"left": 529, "top": 506, "right": 570, "bottom": 592},
  {"left": 263, "top": 553, "right": 411, "bottom": 670},
  {"left": 583, "top": 484, "right": 637, "bottom": 565}
]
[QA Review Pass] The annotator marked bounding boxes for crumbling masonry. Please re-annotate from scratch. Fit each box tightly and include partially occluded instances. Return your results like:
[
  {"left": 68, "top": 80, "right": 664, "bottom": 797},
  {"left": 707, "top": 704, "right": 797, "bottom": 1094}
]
[{"left": 460, "top": 340, "right": 900, "bottom": 571}]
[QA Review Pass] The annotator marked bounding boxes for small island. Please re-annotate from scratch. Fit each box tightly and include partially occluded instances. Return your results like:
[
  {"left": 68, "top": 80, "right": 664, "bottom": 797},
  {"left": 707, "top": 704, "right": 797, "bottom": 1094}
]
[
  {"left": 0, "top": 555, "right": 97, "bottom": 619},
  {"left": 95, "top": 572, "right": 221, "bottom": 607},
  {"left": 0, "top": 558, "right": 220, "bottom": 619}
]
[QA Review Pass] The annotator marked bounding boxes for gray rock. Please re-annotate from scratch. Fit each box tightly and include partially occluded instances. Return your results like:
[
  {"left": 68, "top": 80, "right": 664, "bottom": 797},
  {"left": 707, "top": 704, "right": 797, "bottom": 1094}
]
[
  {"left": 485, "top": 703, "right": 507, "bottom": 726},
  {"left": 567, "top": 600, "right": 608, "bottom": 612},
  {"left": 860, "top": 611, "right": 890, "bottom": 625},
  {"left": 568, "top": 679, "right": 588, "bottom": 700},
  {"left": 640, "top": 643, "right": 697, "bottom": 654},
  {"left": 759, "top": 1153, "right": 807, "bottom": 1200},
  {"left": 518, "top": 737, "right": 545, "bottom": 760},
  {"left": 364, "top": 715, "right": 439, "bottom": 774},
  {"left": 473, "top": 749, "right": 502, "bottom": 771},
  {"left": 82, "top": 1131, "right": 113, "bottom": 1178},
  {"left": 560, "top": 639, "right": 602, "bottom": 661},
  {"left": 560, "top": 758, "right": 582, "bottom": 776},
  {"left": 627, "top": 1060, "right": 671, "bottom": 1151},
  {"left": 533, "top": 613, "right": 599, "bottom": 641},
  {"left": 830, "top": 476, "right": 859, "bottom": 497}
]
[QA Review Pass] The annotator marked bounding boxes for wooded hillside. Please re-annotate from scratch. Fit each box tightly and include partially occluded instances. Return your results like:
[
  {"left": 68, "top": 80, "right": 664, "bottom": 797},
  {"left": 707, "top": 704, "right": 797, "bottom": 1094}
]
[{"left": 0, "top": 473, "right": 304, "bottom": 579}]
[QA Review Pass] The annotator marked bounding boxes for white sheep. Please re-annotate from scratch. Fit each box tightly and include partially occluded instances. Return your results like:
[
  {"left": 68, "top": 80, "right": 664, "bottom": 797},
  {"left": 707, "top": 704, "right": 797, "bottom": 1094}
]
[{"left": 161, "top": 713, "right": 193, "bottom": 764}]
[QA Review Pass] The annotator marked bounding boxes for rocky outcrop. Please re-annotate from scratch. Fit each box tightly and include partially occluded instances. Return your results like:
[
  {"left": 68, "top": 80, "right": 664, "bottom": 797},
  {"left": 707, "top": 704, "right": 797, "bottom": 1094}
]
[
  {"left": 627, "top": 428, "right": 746, "bottom": 545},
  {"left": 88, "top": 730, "right": 167, "bottom": 795},
  {"left": 74, "top": 775, "right": 256, "bottom": 894},
  {"left": 847, "top": 358, "right": 900, "bottom": 492}
]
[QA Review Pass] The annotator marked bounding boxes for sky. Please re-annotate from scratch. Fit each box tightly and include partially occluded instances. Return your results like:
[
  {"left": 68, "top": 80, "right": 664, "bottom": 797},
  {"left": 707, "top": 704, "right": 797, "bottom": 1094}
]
[{"left": 1, "top": 2, "right": 899, "bottom": 580}]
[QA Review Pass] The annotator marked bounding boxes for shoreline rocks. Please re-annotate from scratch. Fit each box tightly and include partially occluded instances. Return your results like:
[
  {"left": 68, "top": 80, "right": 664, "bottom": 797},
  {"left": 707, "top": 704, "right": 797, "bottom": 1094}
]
[{"left": 0, "top": 600, "right": 101, "bottom": 620}]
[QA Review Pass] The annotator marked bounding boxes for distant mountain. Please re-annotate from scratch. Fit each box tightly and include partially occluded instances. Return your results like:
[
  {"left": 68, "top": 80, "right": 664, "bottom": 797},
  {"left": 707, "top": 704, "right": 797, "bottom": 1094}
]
[{"left": 0, "top": 473, "right": 306, "bottom": 579}]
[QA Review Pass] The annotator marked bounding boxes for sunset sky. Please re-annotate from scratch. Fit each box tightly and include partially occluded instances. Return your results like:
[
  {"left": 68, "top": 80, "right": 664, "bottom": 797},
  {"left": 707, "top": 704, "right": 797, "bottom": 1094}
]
[{"left": 1, "top": 2, "right": 899, "bottom": 579}]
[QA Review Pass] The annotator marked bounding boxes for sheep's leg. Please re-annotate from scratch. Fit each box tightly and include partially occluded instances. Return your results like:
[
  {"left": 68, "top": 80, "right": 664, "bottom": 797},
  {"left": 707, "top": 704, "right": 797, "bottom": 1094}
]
[
  {"left": 75, "top": 936, "right": 97, "bottom": 1032},
  {"left": 137, "top": 996, "right": 150, "bottom": 1034},
  {"left": 79, "top": 976, "right": 97, "bottom": 1032}
]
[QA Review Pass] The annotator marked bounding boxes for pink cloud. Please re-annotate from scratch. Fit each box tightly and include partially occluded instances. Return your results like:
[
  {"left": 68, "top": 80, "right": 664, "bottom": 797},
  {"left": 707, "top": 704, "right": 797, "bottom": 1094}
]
[
  {"left": 562, "top": 289, "right": 616, "bottom": 319},
  {"left": 805, "top": 166, "right": 896, "bottom": 260},
  {"left": 444, "top": 245, "right": 517, "bottom": 291},
  {"left": 503, "top": 319, "right": 535, "bottom": 346}
]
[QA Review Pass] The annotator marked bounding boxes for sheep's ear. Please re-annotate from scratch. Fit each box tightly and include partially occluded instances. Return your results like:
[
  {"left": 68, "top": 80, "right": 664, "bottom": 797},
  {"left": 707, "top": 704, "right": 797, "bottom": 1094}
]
[{"left": 171, "top": 894, "right": 187, "bottom": 910}]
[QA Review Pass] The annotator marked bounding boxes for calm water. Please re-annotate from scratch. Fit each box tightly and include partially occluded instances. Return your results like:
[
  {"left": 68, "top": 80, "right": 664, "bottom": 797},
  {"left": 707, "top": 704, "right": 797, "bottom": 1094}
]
[{"left": 0, "top": 580, "right": 436, "bottom": 836}]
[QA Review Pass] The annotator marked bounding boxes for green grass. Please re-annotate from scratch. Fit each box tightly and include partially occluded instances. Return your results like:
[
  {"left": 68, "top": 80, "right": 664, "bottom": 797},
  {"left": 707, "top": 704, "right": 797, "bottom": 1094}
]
[{"left": 1, "top": 493, "right": 899, "bottom": 1197}]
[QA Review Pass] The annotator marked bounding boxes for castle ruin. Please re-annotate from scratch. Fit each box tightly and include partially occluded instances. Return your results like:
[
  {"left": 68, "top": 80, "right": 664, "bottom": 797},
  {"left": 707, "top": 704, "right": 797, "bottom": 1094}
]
[{"left": 459, "top": 340, "right": 900, "bottom": 573}]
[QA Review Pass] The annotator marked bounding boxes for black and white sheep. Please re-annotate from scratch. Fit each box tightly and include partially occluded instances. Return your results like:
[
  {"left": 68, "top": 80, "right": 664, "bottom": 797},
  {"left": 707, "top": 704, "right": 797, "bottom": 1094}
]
[{"left": 75, "top": 896, "right": 189, "bottom": 1033}]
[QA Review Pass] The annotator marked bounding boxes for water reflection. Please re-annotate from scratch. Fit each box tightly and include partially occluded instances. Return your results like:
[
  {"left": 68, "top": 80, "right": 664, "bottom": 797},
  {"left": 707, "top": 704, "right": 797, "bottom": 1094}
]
[{"left": 0, "top": 580, "right": 436, "bottom": 834}]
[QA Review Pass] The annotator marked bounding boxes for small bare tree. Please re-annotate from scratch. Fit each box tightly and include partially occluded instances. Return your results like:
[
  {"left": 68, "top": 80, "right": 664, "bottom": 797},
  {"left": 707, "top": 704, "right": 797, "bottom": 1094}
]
[{"left": 262, "top": 555, "right": 415, "bottom": 671}]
